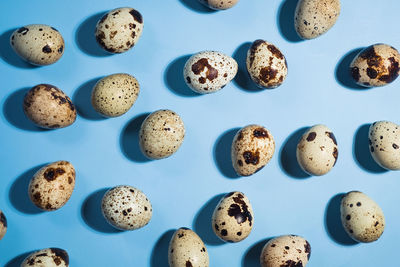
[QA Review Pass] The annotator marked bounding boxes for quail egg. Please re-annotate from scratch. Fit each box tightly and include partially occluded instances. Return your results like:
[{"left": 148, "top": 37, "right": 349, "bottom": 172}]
[{"left": 21, "top": 248, "right": 69, "bottom": 267}]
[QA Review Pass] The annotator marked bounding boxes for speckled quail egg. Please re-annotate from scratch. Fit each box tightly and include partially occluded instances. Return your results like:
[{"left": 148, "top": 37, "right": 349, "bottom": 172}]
[
  {"left": 295, "top": 0, "right": 340, "bottom": 39},
  {"left": 341, "top": 191, "right": 385, "bottom": 243},
  {"left": 139, "top": 110, "right": 185, "bottom": 159},
  {"left": 184, "top": 51, "right": 238, "bottom": 94},
  {"left": 350, "top": 44, "right": 400, "bottom": 87},
  {"left": 10, "top": 24, "right": 64, "bottom": 66},
  {"left": 21, "top": 248, "right": 69, "bottom": 267},
  {"left": 198, "top": 0, "right": 239, "bottom": 10},
  {"left": 168, "top": 227, "right": 209, "bottom": 267},
  {"left": 23, "top": 84, "right": 76, "bottom": 129},
  {"left": 95, "top": 7, "right": 143, "bottom": 53},
  {"left": 0, "top": 210, "right": 6, "bottom": 240},
  {"left": 369, "top": 121, "right": 400, "bottom": 170},
  {"left": 91, "top": 73, "right": 140, "bottom": 117},
  {"left": 212, "top": 191, "right": 253, "bottom": 243},
  {"left": 296, "top": 125, "right": 338, "bottom": 176},
  {"left": 246, "top": 40, "right": 287, "bottom": 89},
  {"left": 101, "top": 185, "right": 152, "bottom": 230},
  {"left": 231, "top": 125, "right": 275, "bottom": 176},
  {"left": 29, "top": 161, "right": 75, "bottom": 211},
  {"left": 260, "top": 235, "right": 311, "bottom": 267}
]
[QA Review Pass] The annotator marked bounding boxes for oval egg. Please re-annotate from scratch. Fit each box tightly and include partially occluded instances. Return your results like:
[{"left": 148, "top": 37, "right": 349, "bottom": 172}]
[
  {"left": 198, "top": 0, "right": 239, "bottom": 10},
  {"left": 246, "top": 40, "right": 287, "bottom": 89},
  {"left": 168, "top": 227, "right": 209, "bottom": 267},
  {"left": 0, "top": 210, "right": 7, "bottom": 240},
  {"left": 183, "top": 51, "right": 238, "bottom": 94},
  {"left": 21, "top": 248, "right": 69, "bottom": 267},
  {"left": 260, "top": 235, "right": 311, "bottom": 267},
  {"left": 341, "top": 191, "right": 385, "bottom": 243},
  {"left": 231, "top": 125, "right": 275, "bottom": 176},
  {"left": 212, "top": 191, "right": 254, "bottom": 243},
  {"left": 296, "top": 124, "right": 338, "bottom": 176}
]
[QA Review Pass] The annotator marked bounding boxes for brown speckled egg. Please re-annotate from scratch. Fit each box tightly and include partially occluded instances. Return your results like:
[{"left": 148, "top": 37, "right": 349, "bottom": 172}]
[
  {"left": 101, "top": 185, "right": 152, "bottom": 230},
  {"left": 212, "top": 191, "right": 253, "bottom": 243},
  {"left": 10, "top": 24, "right": 64, "bottom": 66},
  {"left": 95, "top": 7, "right": 143, "bottom": 53},
  {"left": 296, "top": 125, "right": 338, "bottom": 176},
  {"left": 184, "top": 51, "right": 238, "bottom": 94},
  {"left": 350, "top": 44, "right": 400, "bottom": 87},
  {"left": 295, "top": 0, "right": 340, "bottom": 39},
  {"left": 168, "top": 228, "right": 209, "bottom": 267},
  {"left": 341, "top": 191, "right": 385, "bottom": 243},
  {"left": 231, "top": 125, "right": 275, "bottom": 176},
  {"left": 260, "top": 235, "right": 311, "bottom": 267},
  {"left": 21, "top": 248, "right": 69, "bottom": 267},
  {"left": 0, "top": 210, "right": 7, "bottom": 240},
  {"left": 139, "top": 110, "right": 185, "bottom": 159},
  {"left": 23, "top": 84, "right": 76, "bottom": 129},
  {"left": 198, "top": 0, "right": 239, "bottom": 10},
  {"left": 246, "top": 40, "right": 287, "bottom": 89},
  {"left": 29, "top": 161, "right": 75, "bottom": 211},
  {"left": 91, "top": 73, "right": 140, "bottom": 117}
]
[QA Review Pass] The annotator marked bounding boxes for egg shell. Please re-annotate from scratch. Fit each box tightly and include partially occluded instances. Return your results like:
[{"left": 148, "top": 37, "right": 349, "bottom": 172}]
[
  {"left": 296, "top": 124, "right": 338, "bottom": 176},
  {"left": 369, "top": 121, "right": 400, "bottom": 170},
  {"left": 139, "top": 110, "right": 185, "bottom": 159},
  {"left": 101, "top": 185, "right": 152, "bottom": 230},
  {"left": 212, "top": 191, "right": 253, "bottom": 243},
  {"left": 260, "top": 235, "right": 311, "bottom": 267},
  {"left": 95, "top": 7, "right": 143, "bottom": 53},
  {"left": 21, "top": 248, "right": 69, "bottom": 267},
  {"left": 10, "top": 24, "right": 64, "bottom": 66},
  {"left": 231, "top": 125, "right": 275, "bottom": 176},
  {"left": 23, "top": 84, "right": 76, "bottom": 129},
  {"left": 91, "top": 73, "right": 140, "bottom": 117},
  {"left": 29, "top": 161, "right": 75, "bottom": 211},
  {"left": 168, "top": 228, "right": 209, "bottom": 267},
  {"left": 183, "top": 51, "right": 238, "bottom": 94},
  {"left": 246, "top": 40, "right": 287, "bottom": 89},
  {"left": 294, "top": 0, "right": 340, "bottom": 39},
  {"left": 341, "top": 191, "right": 385, "bottom": 243},
  {"left": 350, "top": 44, "right": 400, "bottom": 87},
  {"left": 0, "top": 210, "right": 7, "bottom": 240},
  {"left": 198, "top": 0, "right": 239, "bottom": 10}
]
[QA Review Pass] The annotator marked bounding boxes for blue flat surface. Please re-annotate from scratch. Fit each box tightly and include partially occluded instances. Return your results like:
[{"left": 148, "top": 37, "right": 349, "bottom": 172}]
[{"left": 1, "top": 0, "right": 400, "bottom": 266}]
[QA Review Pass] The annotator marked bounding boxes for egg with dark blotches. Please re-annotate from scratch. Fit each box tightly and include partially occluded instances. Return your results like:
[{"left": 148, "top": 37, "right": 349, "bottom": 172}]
[
  {"left": 198, "top": 0, "right": 238, "bottom": 10},
  {"left": 246, "top": 40, "right": 287, "bottom": 89},
  {"left": 350, "top": 44, "right": 400, "bottom": 87},
  {"left": 0, "top": 210, "right": 7, "bottom": 240},
  {"left": 21, "top": 248, "right": 69, "bottom": 267},
  {"left": 10, "top": 24, "right": 64, "bottom": 66},
  {"left": 95, "top": 7, "right": 143, "bottom": 53},
  {"left": 341, "top": 191, "right": 385, "bottom": 243},
  {"left": 212, "top": 191, "right": 253, "bottom": 243}
]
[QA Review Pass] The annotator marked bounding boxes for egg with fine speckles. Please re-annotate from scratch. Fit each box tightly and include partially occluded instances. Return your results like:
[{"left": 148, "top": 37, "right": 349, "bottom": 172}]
[
  {"left": 10, "top": 24, "right": 64, "bottom": 66},
  {"left": 246, "top": 40, "right": 287, "bottom": 89},
  {"left": 198, "top": 0, "right": 239, "bottom": 10},
  {"left": 341, "top": 191, "right": 385, "bottom": 243},
  {"left": 184, "top": 51, "right": 238, "bottom": 94},
  {"left": 95, "top": 7, "right": 143, "bottom": 53},
  {"left": 168, "top": 228, "right": 209, "bottom": 267},
  {"left": 91, "top": 73, "right": 140, "bottom": 117},
  {"left": 260, "top": 235, "right": 311, "bottom": 267},
  {"left": 212, "top": 191, "right": 253, "bottom": 243},
  {"left": 139, "top": 109, "right": 185, "bottom": 159},
  {"left": 21, "top": 248, "right": 69, "bottom": 267},
  {"left": 295, "top": 0, "right": 340, "bottom": 39},
  {"left": 0, "top": 210, "right": 7, "bottom": 240},
  {"left": 101, "top": 185, "right": 152, "bottom": 230}
]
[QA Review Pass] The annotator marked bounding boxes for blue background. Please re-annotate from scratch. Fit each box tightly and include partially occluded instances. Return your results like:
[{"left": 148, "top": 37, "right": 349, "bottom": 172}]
[{"left": 1, "top": 0, "right": 400, "bottom": 266}]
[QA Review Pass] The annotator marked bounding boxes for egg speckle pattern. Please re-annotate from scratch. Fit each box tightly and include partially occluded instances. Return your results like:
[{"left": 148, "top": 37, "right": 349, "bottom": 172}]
[
  {"left": 95, "top": 7, "right": 143, "bottom": 53},
  {"left": 246, "top": 40, "right": 287, "bottom": 89},
  {"left": 198, "top": 0, "right": 238, "bottom": 10},
  {"left": 0, "top": 210, "right": 7, "bottom": 240},
  {"left": 10, "top": 24, "right": 64, "bottom": 65},
  {"left": 21, "top": 248, "right": 69, "bottom": 267},
  {"left": 341, "top": 191, "right": 385, "bottom": 243}
]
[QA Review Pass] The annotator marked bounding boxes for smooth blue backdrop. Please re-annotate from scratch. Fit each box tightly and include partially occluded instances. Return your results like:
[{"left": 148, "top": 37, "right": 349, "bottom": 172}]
[{"left": 1, "top": 0, "right": 399, "bottom": 266}]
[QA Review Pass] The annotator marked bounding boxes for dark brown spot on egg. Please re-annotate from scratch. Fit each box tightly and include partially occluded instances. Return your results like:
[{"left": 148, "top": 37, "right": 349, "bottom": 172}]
[
  {"left": 259, "top": 66, "right": 277, "bottom": 83},
  {"left": 186, "top": 77, "right": 191, "bottom": 84},
  {"left": 332, "top": 147, "right": 338, "bottom": 165},
  {"left": 50, "top": 248, "right": 69, "bottom": 265},
  {"left": 243, "top": 151, "right": 259, "bottom": 165},
  {"left": 253, "top": 128, "right": 268, "bottom": 138},
  {"left": 44, "top": 168, "right": 65, "bottom": 181},
  {"left": 379, "top": 57, "right": 400, "bottom": 83},
  {"left": 351, "top": 67, "right": 361, "bottom": 81},
  {"left": 237, "top": 160, "right": 243, "bottom": 166},
  {"left": 360, "top": 46, "right": 381, "bottom": 67},
  {"left": 199, "top": 77, "right": 206, "bottom": 84},
  {"left": 248, "top": 39, "right": 265, "bottom": 67},
  {"left": 346, "top": 215, "right": 351, "bottom": 220},
  {"left": 42, "top": 45, "right": 52, "bottom": 53},
  {"left": 306, "top": 132, "right": 316, "bottom": 142},
  {"left": 0, "top": 212, "right": 7, "bottom": 228},
  {"left": 237, "top": 131, "right": 244, "bottom": 140},
  {"left": 17, "top": 27, "right": 29, "bottom": 35},
  {"left": 99, "top": 14, "right": 108, "bottom": 23},
  {"left": 393, "top": 143, "right": 399, "bottom": 149},
  {"left": 267, "top": 44, "right": 283, "bottom": 59},
  {"left": 186, "top": 261, "right": 193, "bottom": 267},
  {"left": 214, "top": 224, "right": 219, "bottom": 231},
  {"left": 281, "top": 260, "right": 303, "bottom": 267},
  {"left": 58, "top": 45, "right": 63, "bottom": 53},
  {"left": 366, "top": 68, "right": 378, "bottom": 79},
  {"left": 325, "top": 131, "right": 337, "bottom": 145},
  {"left": 129, "top": 9, "right": 143, "bottom": 23},
  {"left": 220, "top": 229, "right": 228, "bottom": 236},
  {"left": 357, "top": 202, "right": 361, "bottom": 206},
  {"left": 192, "top": 58, "right": 218, "bottom": 81},
  {"left": 304, "top": 241, "right": 311, "bottom": 259}
]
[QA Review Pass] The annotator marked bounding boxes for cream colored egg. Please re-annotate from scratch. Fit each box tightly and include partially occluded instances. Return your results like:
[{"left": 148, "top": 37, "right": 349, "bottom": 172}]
[
  {"left": 21, "top": 248, "right": 69, "bottom": 267},
  {"left": 95, "top": 7, "right": 143, "bottom": 53},
  {"left": 341, "top": 191, "right": 385, "bottom": 243},
  {"left": 231, "top": 125, "right": 275, "bottom": 176},
  {"left": 168, "top": 228, "right": 209, "bottom": 267},
  {"left": 295, "top": 0, "right": 340, "bottom": 39},
  {"left": 260, "top": 235, "right": 311, "bottom": 267},
  {"left": 101, "top": 185, "right": 152, "bottom": 230},
  {"left": 0, "top": 210, "right": 6, "bottom": 240},
  {"left": 296, "top": 125, "right": 338, "bottom": 176},
  {"left": 139, "top": 110, "right": 185, "bottom": 159},
  {"left": 198, "top": 0, "right": 239, "bottom": 10},
  {"left": 212, "top": 192, "right": 253, "bottom": 243},
  {"left": 10, "top": 24, "right": 64, "bottom": 66}
]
